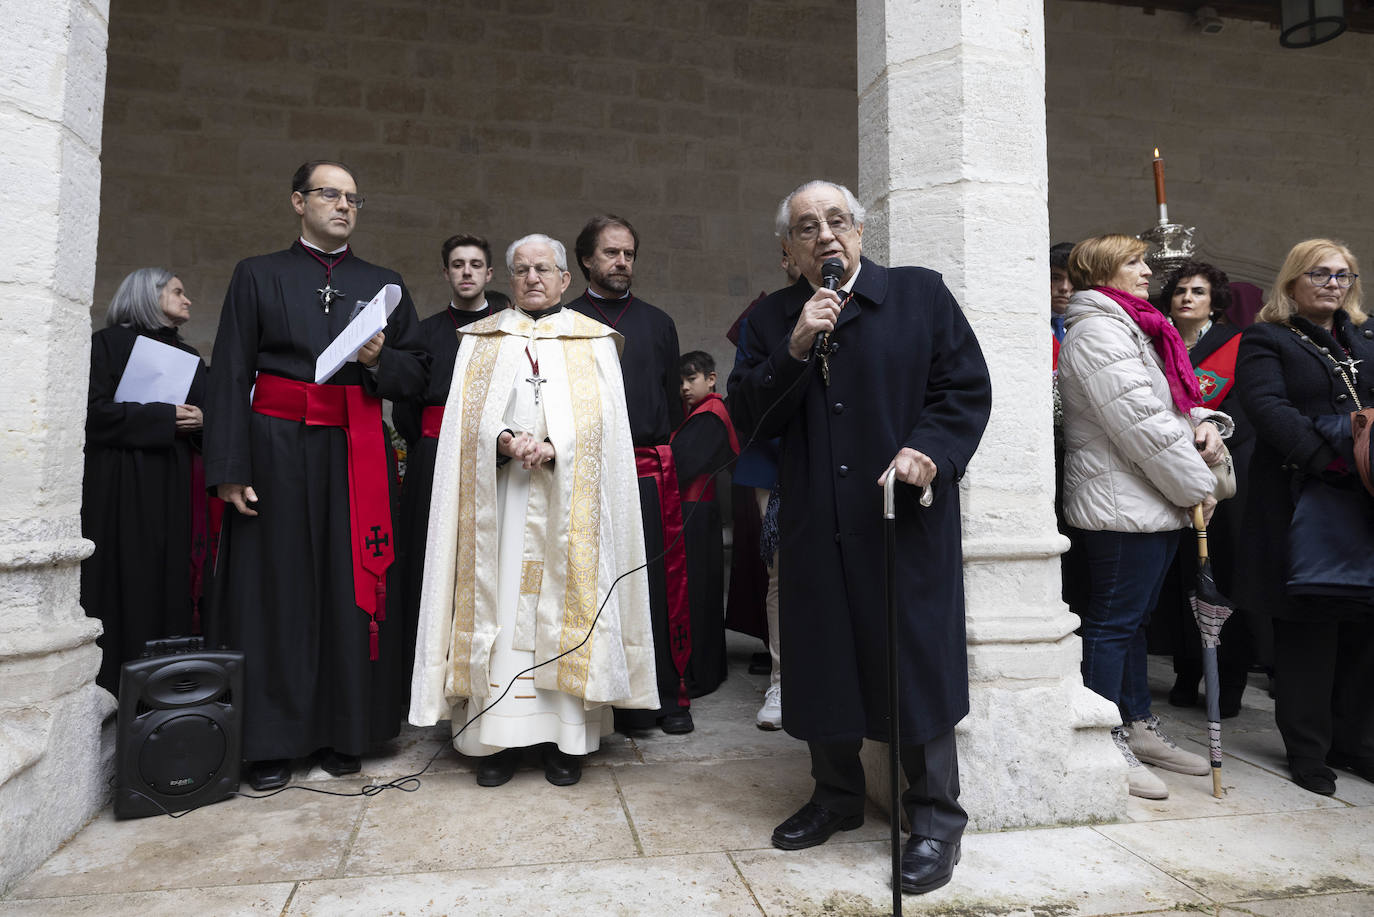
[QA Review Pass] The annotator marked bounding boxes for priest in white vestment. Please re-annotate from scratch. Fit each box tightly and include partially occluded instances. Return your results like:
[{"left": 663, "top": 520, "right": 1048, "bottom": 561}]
[{"left": 410, "top": 233, "right": 657, "bottom": 787}]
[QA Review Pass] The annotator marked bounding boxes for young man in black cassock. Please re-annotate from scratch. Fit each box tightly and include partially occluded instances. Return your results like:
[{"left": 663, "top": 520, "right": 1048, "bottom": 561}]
[
  {"left": 391, "top": 233, "right": 507, "bottom": 677},
  {"left": 566, "top": 214, "right": 690, "bottom": 733},
  {"left": 671, "top": 351, "right": 739, "bottom": 697},
  {"left": 728, "top": 180, "right": 991, "bottom": 897},
  {"left": 204, "top": 160, "right": 428, "bottom": 791}
]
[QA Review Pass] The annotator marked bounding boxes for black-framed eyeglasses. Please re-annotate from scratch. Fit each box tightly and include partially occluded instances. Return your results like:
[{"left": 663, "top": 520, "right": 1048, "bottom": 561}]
[
  {"left": 301, "top": 187, "right": 365, "bottom": 209},
  {"left": 1304, "top": 269, "right": 1357, "bottom": 288},
  {"left": 788, "top": 213, "right": 855, "bottom": 242}
]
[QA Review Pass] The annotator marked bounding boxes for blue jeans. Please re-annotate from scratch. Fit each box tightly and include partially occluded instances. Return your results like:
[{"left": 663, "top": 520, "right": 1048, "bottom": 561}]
[{"left": 1078, "top": 529, "right": 1181, "bottom": 723}]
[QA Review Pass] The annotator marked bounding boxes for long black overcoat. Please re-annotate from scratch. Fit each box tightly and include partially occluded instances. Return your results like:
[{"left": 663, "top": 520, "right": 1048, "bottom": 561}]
[
  {"left": 1234, "top": 312, "right": 1374, "bottom": 619},
  {"left": 727, "top": 258, "right": 991, "bottom": 745}
]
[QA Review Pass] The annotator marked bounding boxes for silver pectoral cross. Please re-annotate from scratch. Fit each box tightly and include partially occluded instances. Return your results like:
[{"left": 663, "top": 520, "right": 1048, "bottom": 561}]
[
  {"left": 527, "top": 374, "right": 546, "bottom": 405},
  {"left": 317, "top": 283, "right": 344, "bottom": 313},
  {"left": 1339, "top": 355, "right": 1363, "bottom": 377}
]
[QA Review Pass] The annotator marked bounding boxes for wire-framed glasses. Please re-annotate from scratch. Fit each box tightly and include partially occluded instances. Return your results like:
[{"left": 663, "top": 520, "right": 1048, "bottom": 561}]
[
  {"left": 301, "top": 187, "right": 365, "bottom": 209},
  {"left": 788, "top": 213, "right": 855, "bottom": 241}
]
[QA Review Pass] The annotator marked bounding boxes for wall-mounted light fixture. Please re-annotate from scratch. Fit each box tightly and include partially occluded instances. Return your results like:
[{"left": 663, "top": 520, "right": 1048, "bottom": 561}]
[
  {"left": 1193, "top": 5, "right": 1225, "bottom": 33},
  {"left": 1279, "top": 0, "right": 1347, "bottom": 47}
]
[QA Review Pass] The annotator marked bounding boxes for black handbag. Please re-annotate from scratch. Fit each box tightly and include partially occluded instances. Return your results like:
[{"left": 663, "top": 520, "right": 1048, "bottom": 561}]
[{"left": 1286, "top": 476, "right": 1374, "bottom": 594}]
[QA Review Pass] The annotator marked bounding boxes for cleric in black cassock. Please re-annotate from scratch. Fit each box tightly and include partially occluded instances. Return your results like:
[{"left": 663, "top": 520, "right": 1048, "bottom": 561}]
[
  {"left": 727, "top": 181, "right": 991, "bottom": 896},
  {"left": 391, "top": 233, "right": 507, "bottom": 686},
  {"left": 82, "top": 269, "right": 208, "bottom": 694},
  {"left": 204, "top": 161, "right": 427, "bottom": 791},
  {"left": 567, "top": 214, "right": 691, "bottom": 733}
]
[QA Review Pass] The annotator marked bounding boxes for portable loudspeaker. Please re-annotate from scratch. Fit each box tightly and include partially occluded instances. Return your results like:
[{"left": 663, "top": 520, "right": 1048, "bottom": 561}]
[{"left": 114, "top": 648, "right": 244, "bottom": 819}]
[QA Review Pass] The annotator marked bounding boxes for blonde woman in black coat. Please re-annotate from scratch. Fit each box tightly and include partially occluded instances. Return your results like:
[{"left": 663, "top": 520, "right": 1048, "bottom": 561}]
[{"left": 1236, "top": 238, "right": 1374, "bottom": 796}]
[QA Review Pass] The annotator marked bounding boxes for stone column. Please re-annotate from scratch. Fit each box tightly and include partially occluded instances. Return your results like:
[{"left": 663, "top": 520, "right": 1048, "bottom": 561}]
[
  {"left": 855, "top": 0, "right": 1123, "bottom": 829},
  {"left": 0, "top": 0, "right": 113, "bottom": 892}
]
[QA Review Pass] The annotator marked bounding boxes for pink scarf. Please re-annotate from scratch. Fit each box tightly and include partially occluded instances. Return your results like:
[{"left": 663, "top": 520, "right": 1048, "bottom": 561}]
[{"left": 1095, "top": 286, "right": 1202, "bottom": 415}]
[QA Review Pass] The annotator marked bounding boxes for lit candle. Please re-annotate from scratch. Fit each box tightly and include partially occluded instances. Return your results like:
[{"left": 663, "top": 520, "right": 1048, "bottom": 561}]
[{"left": 1152, "top": 148, "right": 1169, "bottom": 224}]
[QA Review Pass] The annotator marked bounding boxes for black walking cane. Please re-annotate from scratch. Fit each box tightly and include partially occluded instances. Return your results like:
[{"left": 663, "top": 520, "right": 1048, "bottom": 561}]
[{"left": 884, "top": 469, "right": 933, "bottom": 916}]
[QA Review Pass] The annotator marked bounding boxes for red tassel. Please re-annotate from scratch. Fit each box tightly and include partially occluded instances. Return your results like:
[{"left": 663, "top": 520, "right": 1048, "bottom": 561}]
[
  {"left": 369, "top": 619, "right": 379, "bottom": 661},
  {"left": 678, "top": 677, "right": 690, "bottom": 710},
  {"left": 375, "top": 580, "right": 386, "bottom": 622}
]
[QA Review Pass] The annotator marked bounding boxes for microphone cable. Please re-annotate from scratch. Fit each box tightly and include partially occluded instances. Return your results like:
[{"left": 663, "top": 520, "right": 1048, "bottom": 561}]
[{"left": 147, "top": 317, "right": 816, "bottom": 818}]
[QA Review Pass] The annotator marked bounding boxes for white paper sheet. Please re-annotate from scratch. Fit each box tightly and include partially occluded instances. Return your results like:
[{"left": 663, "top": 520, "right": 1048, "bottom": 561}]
[
  {"left": 313, "top": 283, "right": 403, "bottom": 384},
  {"left": 113, "top": 335, "right": 201, "bottom": 404}
]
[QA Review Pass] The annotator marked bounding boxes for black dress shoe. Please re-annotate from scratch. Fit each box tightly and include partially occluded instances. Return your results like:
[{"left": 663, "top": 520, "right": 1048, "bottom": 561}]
[
  {"left": 771, "top": 802, "right": 864, "bottom": 850},
  {"left": 1289, "top": 759, "right": 1336, "bottom": 796},
  {"left": 475, "top": 748, "right": 521, "bottom": 787},
  {"left": 246, "top": 759, "right": 292, "bottom": 791},
  {"left": 319, "top": 749, "right": 361, "bottom": 777},
  {"left": 900, "top": 835, "right": 960, "bottom": 895},
  {"left": 542, "top": 745, "right": 583, "bottom": 787},
  {"left": 1327, "top": 750, "right": 1374, "bottom": 783},
  {"left": 659, "top": 710, "right": 694, "bottom": 734}
]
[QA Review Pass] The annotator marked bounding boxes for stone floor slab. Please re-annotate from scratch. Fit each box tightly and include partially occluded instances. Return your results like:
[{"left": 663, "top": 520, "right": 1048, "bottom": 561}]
[
  {"left": 631, "top": 698, "right": 807, "bottom": 765},
  {"left": 1230, "top": 890, "right": 1374, "bottom": 915},
  {"left": 0, "top": 883, "right": 293, "bottom": 917},
  {"left": 289, "top": 852, "right": 760, "bottom": 916},
  {"left": 1096, "top": 806, "right": 1374, "bottom": 901},
  {"left": 1214, "top": 727, "right": 1374, "bottom": 807},
  {"left": 1123, "top": 733, "right": 1346, "bottom": 822},
  {"left": 296, "top": 723, "right": 466, "bottom": 783},
  {"left": 615, "top": 755, "right": 885, "bottom": 857},
  {"left": 9, "top": 790, "right": 364, "bottom": 898},
  {"left": 294, "top": 723, "right": 644, "bottom": 784},
  {"left": 344, "top": 768, "right": 638, "bottom": 875},
  {"left": 733, "top": 826, "right": 1209, "bottom": 916}
]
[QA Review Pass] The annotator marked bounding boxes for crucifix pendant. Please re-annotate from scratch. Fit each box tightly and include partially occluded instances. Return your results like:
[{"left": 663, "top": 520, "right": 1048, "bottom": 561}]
[
  {"left": 527, "top": 375, "right": 546, "bottom": 405},
  {"left": 317, "top": 283, "right": 344, "bottom": 313},
  {"left": 1339, "top": 355, "right": 1363, "bottom": 377}
]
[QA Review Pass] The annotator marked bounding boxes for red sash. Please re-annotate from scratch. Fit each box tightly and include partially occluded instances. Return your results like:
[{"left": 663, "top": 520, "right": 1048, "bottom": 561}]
[
  {"left": 670, "top": 394, "right": 741, "bottom": 502},
  {"left": 1194, "top": 334, "right": 1241, "bottom": 408},
  {"left": 421, "top": 405, "right": 445, "bottom": 439},
  {"left": 1052, "top": 333, "right": 1061, "bottom": 371},
  {"left": 251, "top": 373, "right": 394, "bottom": 660},
  {"left": 635, "top": 445, "right": 692, "bottom": 707}
]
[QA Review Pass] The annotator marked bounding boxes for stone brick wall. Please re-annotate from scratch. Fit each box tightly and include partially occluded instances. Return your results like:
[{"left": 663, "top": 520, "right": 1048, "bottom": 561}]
[
  {"left": 96, "top": 1, "right": 1374, "bottom": 364},
  {"left": 1047, "top": 1, "right": 1374, "bottom": 288},
  {"left": 95, "top": 0, "right": 859, "bottom": 373}
]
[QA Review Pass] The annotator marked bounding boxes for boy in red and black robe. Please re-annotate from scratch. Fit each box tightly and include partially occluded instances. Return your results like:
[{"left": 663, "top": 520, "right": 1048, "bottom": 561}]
[{"left": 671, "top": 351, "right": 740, "bottom": 697}]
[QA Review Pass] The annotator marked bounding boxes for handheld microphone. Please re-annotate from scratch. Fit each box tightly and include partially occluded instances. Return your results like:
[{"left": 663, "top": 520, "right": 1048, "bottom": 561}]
[{"left": 815, "top": 258, "right": 845, "bottom": 358}]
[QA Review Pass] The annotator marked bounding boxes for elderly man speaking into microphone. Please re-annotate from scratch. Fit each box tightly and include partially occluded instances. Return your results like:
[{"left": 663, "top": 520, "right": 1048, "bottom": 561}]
[{"left": 727, "top": 180, "right": 991, "bottom": 896}]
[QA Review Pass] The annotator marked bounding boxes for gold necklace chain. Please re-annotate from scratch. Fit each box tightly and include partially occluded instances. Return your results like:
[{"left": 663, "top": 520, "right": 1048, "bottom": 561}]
[{"left": 1283, "top": 322, "right": 1364, "bottom": 410}]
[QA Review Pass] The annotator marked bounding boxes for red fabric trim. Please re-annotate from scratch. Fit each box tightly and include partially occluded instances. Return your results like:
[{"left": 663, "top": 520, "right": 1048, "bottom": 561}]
[
  {"left": 1193, "top": 333, "right": 1241, "bottom": 408},
  {"left": 635, "top": 445, "right": 692, "bottom": 708},
  {"left": 421, "top": 405, "right": 445, "bottom": 439},
  {"left": 1052, "top": 333, "right": 1060, "bottom": 371},
  {"left": 252, "top": 373, "right": 394, "bottom": 660},
  {"left": 670, "top": 394, "right": 740, "bottom": 502}
]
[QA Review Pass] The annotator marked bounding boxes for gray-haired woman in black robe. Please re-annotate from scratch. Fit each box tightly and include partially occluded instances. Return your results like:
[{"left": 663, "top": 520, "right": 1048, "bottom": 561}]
[{"left": 81, "top": 268, "right": 208, "bottom": 694}]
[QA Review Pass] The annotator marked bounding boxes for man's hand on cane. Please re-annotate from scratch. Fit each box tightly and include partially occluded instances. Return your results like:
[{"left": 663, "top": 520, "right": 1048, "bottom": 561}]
[{"left": 880, "top": 447, "right": 937, "bottom": 487}]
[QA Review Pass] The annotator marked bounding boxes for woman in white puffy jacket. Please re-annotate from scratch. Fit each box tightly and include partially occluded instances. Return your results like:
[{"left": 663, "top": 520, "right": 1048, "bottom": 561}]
[{"left": 1058, "top": 234, "right": 1233, "bottom": 800}]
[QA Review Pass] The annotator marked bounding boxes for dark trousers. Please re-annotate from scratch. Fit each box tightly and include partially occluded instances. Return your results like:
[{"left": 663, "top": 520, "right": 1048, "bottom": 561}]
[
  {"left": 1079, "top": 529, "right": 1180, "bottom": 723},
  {"left": 808, "top": 730, "right": 966, "bottom": 842},
  {"left": 1273, "top": 615, "right": 1374, "bottom": 765}
]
